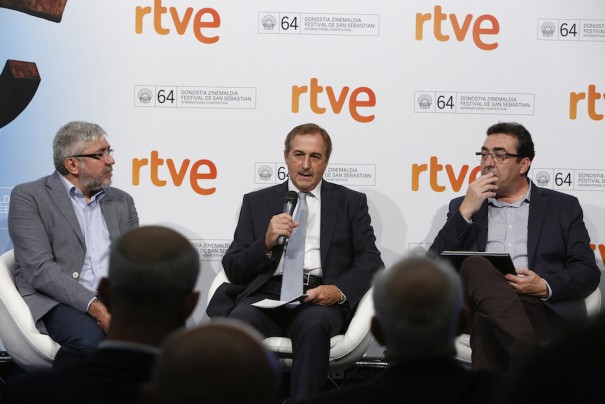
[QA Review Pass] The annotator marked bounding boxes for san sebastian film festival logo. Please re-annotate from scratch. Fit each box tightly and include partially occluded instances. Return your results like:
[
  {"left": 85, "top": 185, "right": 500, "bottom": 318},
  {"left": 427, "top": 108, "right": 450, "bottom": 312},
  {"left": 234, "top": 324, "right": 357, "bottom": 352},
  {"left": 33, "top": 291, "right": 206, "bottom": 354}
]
[
  {"left": 261, "top": 15, "right": 277, "bottom": 31},
  {"left": 538, "top": 17, "right": 605, "bottom": 42},
  {"left": 417, "top": 94, "right": 433, "bottom": 110},
  {"left": 534, "top": 171, "right": 551, "bottom": 187},
  {"left": 258, "top": 11, "right": 380, "bottom": 36},
  {"left": 257, "top": 165, "right": 274, "bottom": 181},
  {"left": 190, "top": 239, "right": 231, "bottom": 261},
  {"left": 532, "top": 168, "right": 605, "bottom": 192},
  {"left": 540, "top": 21, "right": 556, "bottom": 37},
  {"left": 254, "top": 162, "right": 376, "bottom": 187},
  {"left": 138, "top": 88, "right": 154, "bottom": 104},
  {"left": 0, "top": 187, "right": 11, "bottom": 229},
  {"left": 414, "top": 91, "right": 535, "bottom": 115}
]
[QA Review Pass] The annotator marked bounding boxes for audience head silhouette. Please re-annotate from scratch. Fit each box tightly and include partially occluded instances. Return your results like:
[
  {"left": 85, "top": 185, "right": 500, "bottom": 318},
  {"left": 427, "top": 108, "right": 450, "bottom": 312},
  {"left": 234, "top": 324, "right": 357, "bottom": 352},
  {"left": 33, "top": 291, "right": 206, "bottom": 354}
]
[
  {"left": 148, "top": 319, "right": 280, "bottom": 404},
  {"left": 98, "top": 225, "right": 200, "bottom": 345},
  {"left": 372, "top": 256, "right": 466, "bottom": 360}
]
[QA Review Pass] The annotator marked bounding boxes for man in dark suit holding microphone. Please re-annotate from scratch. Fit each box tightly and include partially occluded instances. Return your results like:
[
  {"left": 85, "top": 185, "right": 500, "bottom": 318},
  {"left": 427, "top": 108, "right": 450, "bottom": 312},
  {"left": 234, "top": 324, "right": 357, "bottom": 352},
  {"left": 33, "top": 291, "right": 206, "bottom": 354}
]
[{"left": 207, "top": 123, "right": 383, "bottom": 402}]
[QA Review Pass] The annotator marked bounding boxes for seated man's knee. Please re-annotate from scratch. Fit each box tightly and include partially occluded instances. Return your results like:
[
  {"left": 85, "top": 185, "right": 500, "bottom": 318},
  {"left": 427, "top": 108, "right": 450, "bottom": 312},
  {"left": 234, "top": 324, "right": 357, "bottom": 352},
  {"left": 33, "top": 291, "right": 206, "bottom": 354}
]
[
  {"left": 61, "top": 326, "right": 104, "bottom": 351},
  {"left": 460, "top": 256, "right": 499, "bottom": 281},
  {"left": 76, "top": 325, "right": 104, "bottom": 347},
  {"left": 290, "top": 307, "right": 342, "bottom": 337},
  {"left": 228, "top": 305, "right": 271, "bottom": 335}
]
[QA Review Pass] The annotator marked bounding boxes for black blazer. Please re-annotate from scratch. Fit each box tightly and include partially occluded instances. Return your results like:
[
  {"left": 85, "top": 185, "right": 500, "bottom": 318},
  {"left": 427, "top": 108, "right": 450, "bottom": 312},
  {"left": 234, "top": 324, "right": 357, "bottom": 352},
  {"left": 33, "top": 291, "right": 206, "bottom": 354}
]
[
  {"left": 207, "top": 180, "right": 383, "bottom": 318},
  {"left": 429, "top": 181, "right": 600, "bottom": 319}
]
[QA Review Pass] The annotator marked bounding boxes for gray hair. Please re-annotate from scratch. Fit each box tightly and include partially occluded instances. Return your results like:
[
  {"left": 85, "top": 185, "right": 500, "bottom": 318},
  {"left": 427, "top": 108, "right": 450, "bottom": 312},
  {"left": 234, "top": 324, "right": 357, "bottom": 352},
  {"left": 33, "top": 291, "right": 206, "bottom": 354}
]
[
  {"left": 373, "top": 256, "right": 463, "bottom": 359},
  {"left": 284, "top": 123, "right": 332, "bottom": 160},
  {"left": 108, "top": 226, "right": 200, "bottom": 312},
  {"left": 53, "top": 121, "right": 107, "bottom": 174}
]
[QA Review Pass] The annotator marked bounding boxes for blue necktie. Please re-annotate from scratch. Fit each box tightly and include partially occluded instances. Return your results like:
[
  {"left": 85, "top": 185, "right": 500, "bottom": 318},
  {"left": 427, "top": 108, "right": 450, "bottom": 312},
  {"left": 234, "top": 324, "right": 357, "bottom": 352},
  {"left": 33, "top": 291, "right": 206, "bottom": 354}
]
[{"left": 280, "top": 192, "right": 308, "bottom": 301}]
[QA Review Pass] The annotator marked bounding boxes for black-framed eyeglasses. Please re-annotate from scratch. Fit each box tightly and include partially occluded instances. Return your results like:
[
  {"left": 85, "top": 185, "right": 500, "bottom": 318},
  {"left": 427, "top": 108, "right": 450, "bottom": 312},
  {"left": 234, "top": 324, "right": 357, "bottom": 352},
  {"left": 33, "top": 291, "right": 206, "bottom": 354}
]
[
  {"left": 71, "top": 149, "right": 114, "bottom": 161},
  {"left": 476, "top": 151, "right": 520, "bottom": 163}
]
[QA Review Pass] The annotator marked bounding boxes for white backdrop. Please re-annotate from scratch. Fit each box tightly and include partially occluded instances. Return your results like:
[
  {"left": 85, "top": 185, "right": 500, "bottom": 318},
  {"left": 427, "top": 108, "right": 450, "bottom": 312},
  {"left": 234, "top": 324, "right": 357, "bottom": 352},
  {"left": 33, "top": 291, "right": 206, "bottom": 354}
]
[{"left": 1, "top": 1, "right": 604, "bottom": 350}]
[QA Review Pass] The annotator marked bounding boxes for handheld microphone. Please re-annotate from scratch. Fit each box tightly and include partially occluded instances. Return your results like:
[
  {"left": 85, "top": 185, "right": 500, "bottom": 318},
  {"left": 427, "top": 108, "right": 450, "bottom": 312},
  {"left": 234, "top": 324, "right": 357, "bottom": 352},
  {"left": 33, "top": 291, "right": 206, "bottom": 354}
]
[{"left": 276, "top": 190, "right": 299, "bottom": 246}]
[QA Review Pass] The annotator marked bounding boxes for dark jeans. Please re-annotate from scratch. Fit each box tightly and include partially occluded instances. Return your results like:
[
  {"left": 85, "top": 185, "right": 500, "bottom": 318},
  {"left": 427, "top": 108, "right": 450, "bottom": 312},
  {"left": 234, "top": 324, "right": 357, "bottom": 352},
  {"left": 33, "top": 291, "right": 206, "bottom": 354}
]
[{"left": 42, "top": 303, "right": 104, "bottom": 369}]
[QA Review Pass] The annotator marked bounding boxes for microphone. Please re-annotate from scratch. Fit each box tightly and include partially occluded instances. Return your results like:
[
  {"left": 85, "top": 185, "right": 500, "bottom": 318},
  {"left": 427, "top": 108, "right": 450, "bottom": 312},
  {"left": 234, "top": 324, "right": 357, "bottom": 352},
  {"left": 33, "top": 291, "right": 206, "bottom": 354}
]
[{"left": 276, "top": 190, "right": 299, "bottom": 246}]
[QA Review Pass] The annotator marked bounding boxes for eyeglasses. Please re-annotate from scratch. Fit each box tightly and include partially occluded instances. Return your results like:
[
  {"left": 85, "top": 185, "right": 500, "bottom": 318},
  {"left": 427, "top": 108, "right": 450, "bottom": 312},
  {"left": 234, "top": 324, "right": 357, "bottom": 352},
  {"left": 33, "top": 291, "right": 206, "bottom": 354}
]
[
  {"left": 476, "top": 151, "right": 520, "bottom": 163},
  {"left": 71, "top": 149, "right": 114, "bottom": 161}
]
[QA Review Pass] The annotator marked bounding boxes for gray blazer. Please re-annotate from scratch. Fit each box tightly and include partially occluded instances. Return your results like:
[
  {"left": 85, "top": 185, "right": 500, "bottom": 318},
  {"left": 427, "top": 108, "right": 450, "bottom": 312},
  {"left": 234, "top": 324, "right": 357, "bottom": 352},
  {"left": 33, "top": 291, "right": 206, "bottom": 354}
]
[{"left": 8, "top": 171, "right": 139, "bottom": 331}]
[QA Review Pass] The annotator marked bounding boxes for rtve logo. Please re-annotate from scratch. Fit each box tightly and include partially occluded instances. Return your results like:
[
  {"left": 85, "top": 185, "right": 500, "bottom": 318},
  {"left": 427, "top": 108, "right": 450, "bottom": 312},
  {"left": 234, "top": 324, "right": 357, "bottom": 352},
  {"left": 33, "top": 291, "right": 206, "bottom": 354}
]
[
  {"left": 415, "top": 5, "right": 500, "bottom": 51},
  {"left": 291, "top": 78, "right": 376, "bottom": 123},
  {"left": 590, "top": 243, "right": 605, "bottom": 268},
  {"left": 570, "top": 85, "right": 605, "bottom": 120},
  {"left": 132, "top": 151, "right": 217, "bottom": 195},
  {"left": 412, "top": 156, "right": 481, "bottom": 192},
  {"left": 135, "top": 0, "right": 220, "bottom": 44}
]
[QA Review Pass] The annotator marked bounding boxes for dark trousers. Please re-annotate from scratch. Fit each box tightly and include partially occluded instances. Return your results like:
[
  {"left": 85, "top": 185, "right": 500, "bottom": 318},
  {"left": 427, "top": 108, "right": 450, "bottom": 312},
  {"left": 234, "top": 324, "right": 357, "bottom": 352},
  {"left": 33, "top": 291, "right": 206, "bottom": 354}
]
[
  {"left": 228, "top": 277, "right": 344, "bottom": 403},
  {"left": 42, "top": 303, "right": 104, "bottom": 369},
  {"left": 460, "top": 256, "right": 553, "bottom": 372}
]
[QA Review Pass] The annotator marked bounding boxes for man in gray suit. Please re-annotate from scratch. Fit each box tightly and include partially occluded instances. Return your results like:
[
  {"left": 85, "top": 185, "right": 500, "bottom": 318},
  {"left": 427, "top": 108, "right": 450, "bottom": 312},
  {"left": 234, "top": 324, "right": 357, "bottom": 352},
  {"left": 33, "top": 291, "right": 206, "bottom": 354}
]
[{"left": 8, "top": 120, "right": 139, "bottom": 367}]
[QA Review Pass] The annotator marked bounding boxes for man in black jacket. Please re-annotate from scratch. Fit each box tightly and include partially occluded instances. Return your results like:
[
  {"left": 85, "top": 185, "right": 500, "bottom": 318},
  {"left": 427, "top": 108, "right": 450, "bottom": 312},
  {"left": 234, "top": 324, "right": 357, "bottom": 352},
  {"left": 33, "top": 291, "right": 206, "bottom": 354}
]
[{"left": 429, "top": 122, "right": 599, "bottom": 371}]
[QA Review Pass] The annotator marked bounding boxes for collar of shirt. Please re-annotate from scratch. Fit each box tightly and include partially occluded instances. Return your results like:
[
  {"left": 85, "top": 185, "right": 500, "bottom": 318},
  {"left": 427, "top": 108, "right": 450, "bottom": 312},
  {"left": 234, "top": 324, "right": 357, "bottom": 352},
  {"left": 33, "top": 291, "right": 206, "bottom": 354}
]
[
  {"left": 287, "top": 179, "right": 322, "bottom": 202},
  {"left": 488, "top": 180, "right": 531, "bottom": 208},
  {"left": 58, "top": 173, "right": 106, "bottom": 205}
]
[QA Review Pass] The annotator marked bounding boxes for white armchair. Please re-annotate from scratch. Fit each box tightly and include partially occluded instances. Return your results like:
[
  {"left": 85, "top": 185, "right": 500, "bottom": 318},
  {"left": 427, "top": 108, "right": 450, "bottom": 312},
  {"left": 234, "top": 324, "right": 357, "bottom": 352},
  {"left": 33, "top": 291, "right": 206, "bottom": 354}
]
[
  {"left": 0, "top": 249, "right": 60, "bottom": 371},
  {"left": 206, "top": 269, "right": 375, "bottom": 372}
]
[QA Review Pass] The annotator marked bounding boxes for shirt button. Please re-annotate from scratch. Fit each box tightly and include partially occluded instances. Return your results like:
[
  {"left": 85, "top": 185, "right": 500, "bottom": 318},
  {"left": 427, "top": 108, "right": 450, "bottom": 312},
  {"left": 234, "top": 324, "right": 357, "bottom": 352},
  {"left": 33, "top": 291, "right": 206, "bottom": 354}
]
[{"left": 72, "top": 272, "right": 79, "bottom": 279}]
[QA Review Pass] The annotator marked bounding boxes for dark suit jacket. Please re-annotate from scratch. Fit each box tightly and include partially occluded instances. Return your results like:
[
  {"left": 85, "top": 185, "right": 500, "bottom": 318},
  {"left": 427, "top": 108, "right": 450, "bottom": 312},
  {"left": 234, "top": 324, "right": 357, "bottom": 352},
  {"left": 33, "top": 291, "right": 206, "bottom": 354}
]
[
  {"left": 429, "top": 181, "right": 600, "bottom": 319},
  {"left": 8, "top": 171, "right": 139, "bottom": 330},
  {"left": 207, "top": 180, "right": 383, "bottom": 318},
  {"left": 0, "top": 346, "right": 157, "bottom": 403},
  {"left": 301, "top": 358, "right": 498, "bottom": 404}
]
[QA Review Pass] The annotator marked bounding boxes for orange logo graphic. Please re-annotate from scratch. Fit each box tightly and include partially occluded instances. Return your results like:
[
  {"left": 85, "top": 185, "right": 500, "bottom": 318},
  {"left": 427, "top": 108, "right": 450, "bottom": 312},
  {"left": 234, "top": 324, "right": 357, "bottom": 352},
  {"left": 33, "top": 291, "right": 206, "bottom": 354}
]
[
  {"left": 412, "top": 156, "right": 481, "bottom": 192},
  {"left": 135, "top": 0, "right": 220, "bottom": 44},
  {"left": 132, "top": 151, "right": 217, "bottom": 195},
  {"left": 415, "top": 5, "right": 499, "bottom": 51},
  {"left": 292, "top": 78, "right": 376, "bottom": 123},
  {"left": 570, "top": 85, "right": 604, "bottom": 120},
  {"left": 590, "top": 244, "right": 605, "bottom": 268}
]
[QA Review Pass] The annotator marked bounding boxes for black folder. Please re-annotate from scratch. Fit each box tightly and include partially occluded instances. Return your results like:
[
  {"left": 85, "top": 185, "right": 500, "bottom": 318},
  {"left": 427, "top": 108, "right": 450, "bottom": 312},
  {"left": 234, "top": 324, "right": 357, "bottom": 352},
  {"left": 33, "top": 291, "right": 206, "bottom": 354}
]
[{"left": 440, "top": 251, "right": 516, "bottom": 275}]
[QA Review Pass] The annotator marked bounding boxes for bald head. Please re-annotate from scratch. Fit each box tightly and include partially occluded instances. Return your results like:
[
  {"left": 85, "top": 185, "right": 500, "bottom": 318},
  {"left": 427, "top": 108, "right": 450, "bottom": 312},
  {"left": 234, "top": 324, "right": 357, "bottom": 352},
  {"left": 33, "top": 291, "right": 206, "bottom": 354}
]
[
  {"left": 373, "top": 256, "right": 464, "bottom": 359},
  {"left": 151, "top": 320, "right": 280, "bottom": 404}
]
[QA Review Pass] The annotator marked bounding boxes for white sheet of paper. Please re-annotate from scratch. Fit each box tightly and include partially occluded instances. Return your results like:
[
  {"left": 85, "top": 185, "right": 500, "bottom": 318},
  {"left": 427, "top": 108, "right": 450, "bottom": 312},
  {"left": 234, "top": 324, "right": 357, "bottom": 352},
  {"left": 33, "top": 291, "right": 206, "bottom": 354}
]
[{"left": 251, "top": 294, "right": 308, "bottom": 309}]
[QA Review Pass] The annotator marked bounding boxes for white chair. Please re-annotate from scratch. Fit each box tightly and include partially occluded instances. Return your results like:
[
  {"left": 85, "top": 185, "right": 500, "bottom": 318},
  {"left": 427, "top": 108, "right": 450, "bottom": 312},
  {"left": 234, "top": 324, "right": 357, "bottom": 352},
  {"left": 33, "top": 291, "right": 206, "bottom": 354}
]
[
  {"left": 455, "top": 287, "right": 603, "bottom": 365},
  {"left": 0, "top": 249, "right": 60, "bottom": 371},
  {"left": 207, "top": 269, "right": 375, "bottom": 372}
]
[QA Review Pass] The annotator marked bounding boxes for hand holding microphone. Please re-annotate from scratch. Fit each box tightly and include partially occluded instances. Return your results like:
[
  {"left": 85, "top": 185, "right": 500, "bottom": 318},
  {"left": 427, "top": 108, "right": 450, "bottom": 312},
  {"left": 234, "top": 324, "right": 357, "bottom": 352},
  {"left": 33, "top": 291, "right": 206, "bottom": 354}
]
[{"left": 265, "top": 191, "right": 299, "bottom": 251}]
